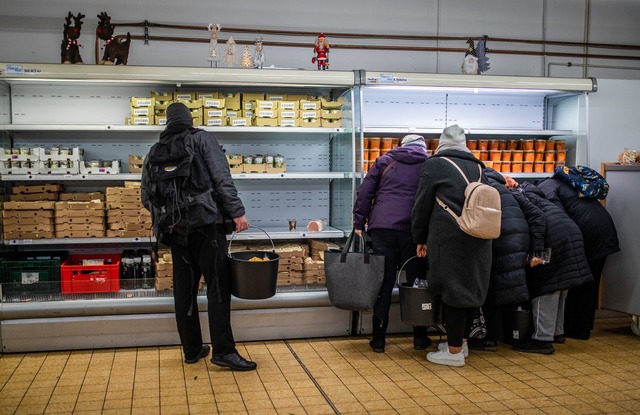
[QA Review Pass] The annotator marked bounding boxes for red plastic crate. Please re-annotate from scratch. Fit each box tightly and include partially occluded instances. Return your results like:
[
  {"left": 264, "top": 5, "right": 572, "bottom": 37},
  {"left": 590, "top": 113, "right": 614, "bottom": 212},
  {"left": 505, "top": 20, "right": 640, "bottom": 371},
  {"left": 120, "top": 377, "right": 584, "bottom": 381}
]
[{"left": 61, "top": 254, "right": 121, "bottom": 294}]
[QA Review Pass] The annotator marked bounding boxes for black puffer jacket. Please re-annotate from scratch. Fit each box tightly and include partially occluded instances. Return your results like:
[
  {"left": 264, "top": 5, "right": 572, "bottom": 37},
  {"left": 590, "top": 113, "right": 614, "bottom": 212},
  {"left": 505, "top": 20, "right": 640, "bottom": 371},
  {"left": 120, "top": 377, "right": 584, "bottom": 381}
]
[
  {"left": 536, "top": 178, "right": 620, "bottom": 260},
  {"left": 141, "top": 127, "right": 245, "bottom": 238},
  {"left": 412, "top": 150, "right": 491, "bottom": 308},
  {"left": 484, "top": 169, "right": 541, "bottom": 306},
  {"left": 516, "top": 182, "right": 592, "bottom": 298}
]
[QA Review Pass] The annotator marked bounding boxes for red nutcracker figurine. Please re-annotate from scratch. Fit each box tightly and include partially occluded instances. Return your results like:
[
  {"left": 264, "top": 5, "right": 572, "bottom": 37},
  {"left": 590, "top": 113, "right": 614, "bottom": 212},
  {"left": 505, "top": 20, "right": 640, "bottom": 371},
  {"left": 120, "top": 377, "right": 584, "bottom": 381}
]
[{"left": 312, "top": 33, "right": 330, "bottom": 70}]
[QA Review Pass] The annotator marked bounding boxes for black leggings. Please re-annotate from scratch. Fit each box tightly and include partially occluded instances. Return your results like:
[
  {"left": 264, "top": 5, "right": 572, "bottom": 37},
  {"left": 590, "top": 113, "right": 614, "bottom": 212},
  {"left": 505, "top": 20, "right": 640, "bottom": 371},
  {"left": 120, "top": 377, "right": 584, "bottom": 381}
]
[{"left": 443, "top": 303, "right": 477, "bottom": 347}]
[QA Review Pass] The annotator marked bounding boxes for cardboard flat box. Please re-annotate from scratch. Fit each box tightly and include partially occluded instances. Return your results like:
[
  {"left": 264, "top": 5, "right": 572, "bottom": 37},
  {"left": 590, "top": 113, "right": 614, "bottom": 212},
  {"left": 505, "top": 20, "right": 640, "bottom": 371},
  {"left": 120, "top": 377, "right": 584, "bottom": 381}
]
[
  {"left": 55, "top": 201, "right": 105, "bottom": 210},
  {"left": 108, "top": 222, "right": 151, "bottom": 231},
  {"left": 286, "top": 94, "right": 310, "bottom": 101},
  {"left": 150, "top": 91, "right": 173, "bottom": 100},
  {"left": 222, "top": 93, "right": 241, "bottom": 110},
  {"left": 12, "top": 184, "right": 63, "bottom": 194},
  {"left": 279, "top": 101, "right": 300, "bottom": 111},
  {"left": 300, "top": 110, "right": 321, "bottom": 119},
  {"left": 106, "top": 187, "right": 141, "bottom": 197},
  {"left": 55, "top": 208, "right": 104, "bottom": 218},
  {"left": 225, "top": 110, "right": 241, "bottom": 118},
  {"left": 56, "top": 222, "right": 104, "bottom": 232},
  {"left": 254, "top": 109, "right": 277, "bottom": 119},
  {"left": 55, "top": 215, "right": 104, "bottom": 224},
  {"left": 155, "top": 116, "right": 167, "bottom": 125},
  {"left": 57, "top": 229, "right": 105, "bottom": 238},
  {"left": 106, "top": 229, "right": 148, "bottom": 238},
  {"left": 266, "top": 94, "right": 285, "bottom": 101},
  {"left": 10, "top": 193, "right": 58, "bottom": 202},
  {"left": 274, "top": 244, "right": 308, "bottom": 258},
  {"left": 204, "top": 108, "right": 227, "bottom": 118},
  {"left": 130, "top": 106, "right": 153, "bottom": 117},
  {"left": 229, "top": 165, "right": 244, "bottom": 174},
  {"left": 154, "top": 100, "right": 173, "bottom": 111},
  {"left": 174, "top": 92, "right": 196, "bottom": 101},
  {"left": 107, "top": 201, "right": 144, "bottom": 210},
  {"left": 3, "top": 216, "right": 52, "bottom": 226},
  {"left": 3, "top": 209, "right": 54, "bottom": 219},
  {"left": 176, "top": 98, "right": 201, "bottom": 109},
  {"left": 127, "top": 116, "right": 154, "bottom": 126},
  {"left": 321, "top": 109, "right": 342, "bottom": 119},
  {"left": 4, "top": 222, "right": 54, "bottom": 232},
  {"left": 265, "top": 164, "right": 286, "bottom": 173},
  {"left": 196, "top": 92, "right": 219, "bottom": 99},
  {"left": 107, "top": 207, "right": 150, "bottom": 217},
  {"left": 243, "top": 163, "right": 267, "bottom": 173},
  {"left": 278, "top": 109, "right": 299, "bottom": 119},
  {"left": 242, "top": 93, "right": 265, "bottom": 103},
  {"left": 128, "top": 155, "right": 144, "bottom": 173},
  {"left": 252, "top": 100, "right": 278, "bottom": 110},
  {"left": 4, "top": 230, "right": 55, "bottom": 240},
  {"left": 4, "top": 201, "right": 55, "bottom": 210},
  {"left": 59, "top": 192, "right": 104, "bottom": 202},
  {"left": 278, "top": 118, "right": 299, "bottom": 128}
]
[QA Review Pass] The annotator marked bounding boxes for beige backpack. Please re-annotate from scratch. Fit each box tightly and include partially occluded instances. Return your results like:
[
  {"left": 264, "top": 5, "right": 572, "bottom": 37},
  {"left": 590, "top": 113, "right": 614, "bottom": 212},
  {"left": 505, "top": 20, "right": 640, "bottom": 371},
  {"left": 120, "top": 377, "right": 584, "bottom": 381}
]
[{"left": 435, "top": 157, "right": 502, "bottom": 239}]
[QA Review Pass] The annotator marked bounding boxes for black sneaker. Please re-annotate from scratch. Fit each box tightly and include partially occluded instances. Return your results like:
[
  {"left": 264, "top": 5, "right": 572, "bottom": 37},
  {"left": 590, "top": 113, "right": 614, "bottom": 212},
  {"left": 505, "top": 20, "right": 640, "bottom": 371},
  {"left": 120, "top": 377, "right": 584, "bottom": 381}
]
[
  {"left": 184, "top": 345, "right": 210, "bottom": 364},
  {"left": 413, "top": 336, "right": 432, "bottom": 351},
  {"left": 211, "top": 352, "right": 257, "bottom": 371},
  {"left": 513, "top": 339, "right": 555, "bottom": 354},
  {"left": 467, "top": 338, "right": 498, "bottom": 351},
  {"left": 553, "top": 334, "right": 566, "bottom": 344},
  {"left": 369, "top": 339, "right": 385, "bottom": 353}
]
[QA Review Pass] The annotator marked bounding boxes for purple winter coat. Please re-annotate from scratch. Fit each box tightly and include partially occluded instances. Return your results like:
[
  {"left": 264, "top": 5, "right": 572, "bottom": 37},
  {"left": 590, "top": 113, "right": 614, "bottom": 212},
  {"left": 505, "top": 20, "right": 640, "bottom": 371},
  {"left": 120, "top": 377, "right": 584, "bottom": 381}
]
[{"left": 353, "top": 146, "right": 429, "bottom": 233}]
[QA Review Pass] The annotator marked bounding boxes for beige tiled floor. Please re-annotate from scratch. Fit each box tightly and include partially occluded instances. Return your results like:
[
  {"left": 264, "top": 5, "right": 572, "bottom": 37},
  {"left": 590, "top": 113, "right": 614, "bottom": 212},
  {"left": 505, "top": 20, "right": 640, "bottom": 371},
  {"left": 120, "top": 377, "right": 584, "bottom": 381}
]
[{"left": 1, "top": 316, "right": 639, "bottom": 414}]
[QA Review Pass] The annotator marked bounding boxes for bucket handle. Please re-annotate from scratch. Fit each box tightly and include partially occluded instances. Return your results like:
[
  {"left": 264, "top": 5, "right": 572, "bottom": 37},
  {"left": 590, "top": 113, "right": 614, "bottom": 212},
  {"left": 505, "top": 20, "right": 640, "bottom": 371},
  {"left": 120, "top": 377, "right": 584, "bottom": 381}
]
[
  {"left": 228, "top": 225, "right": 276, "bottom": 255},
  {"left": 396, "top": 255, "right": 425, "bottom": 287}
]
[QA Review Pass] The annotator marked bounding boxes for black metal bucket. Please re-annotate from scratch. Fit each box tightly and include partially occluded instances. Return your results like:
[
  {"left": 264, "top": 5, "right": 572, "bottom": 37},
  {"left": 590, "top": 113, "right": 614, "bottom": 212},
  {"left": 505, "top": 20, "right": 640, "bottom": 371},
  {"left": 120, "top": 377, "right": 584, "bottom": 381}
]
[
  {"left": 397, "top": 256, "right": 441, "bottom": 326},
  {"left": 228, "top": 227, "right": 279, "bottom": 300}
]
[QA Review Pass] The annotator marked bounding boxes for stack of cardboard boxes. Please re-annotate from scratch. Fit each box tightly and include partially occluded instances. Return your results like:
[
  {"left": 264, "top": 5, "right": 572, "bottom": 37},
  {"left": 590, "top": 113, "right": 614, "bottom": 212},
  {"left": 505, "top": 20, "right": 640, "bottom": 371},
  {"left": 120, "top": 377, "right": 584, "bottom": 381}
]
[
  {"left": 105, "top": 183, "right": 152, "bottom": 238},
  {"left": 2, "top": 185, "right": 61, "bottom": 240},
  {"left": 55, "top": 194, "right": 105, "bottom": 238}
]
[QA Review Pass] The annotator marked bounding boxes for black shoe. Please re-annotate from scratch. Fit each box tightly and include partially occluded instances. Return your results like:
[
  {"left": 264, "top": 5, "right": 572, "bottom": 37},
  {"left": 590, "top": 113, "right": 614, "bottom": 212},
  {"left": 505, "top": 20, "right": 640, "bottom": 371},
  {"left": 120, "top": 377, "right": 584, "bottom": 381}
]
[
  {"left": 467, "top": 338, "right": 498, "bottom": 351},
  {"left": 413, "top": 336, "right": 432, "bottom": 351},
  {"left": 369, "top": 339, "right": 385, "bottom": 353},
  {"left": 513, "top": 339, "right": 555, "bottom": 354},
  {"left": 553, "top": 334, "right": 566, "bottom": 344},
  {"left": 184, "top": 345, "right": 210, "bottom": 364},
  {"left": 211, "top": 352, "right": 257, "bottom": 371}
]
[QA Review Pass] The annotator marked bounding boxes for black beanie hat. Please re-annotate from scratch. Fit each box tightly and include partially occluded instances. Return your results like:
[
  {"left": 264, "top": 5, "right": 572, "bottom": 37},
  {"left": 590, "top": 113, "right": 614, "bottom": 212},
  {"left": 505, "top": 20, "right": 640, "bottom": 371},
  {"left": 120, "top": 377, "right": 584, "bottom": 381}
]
[{"left": 166, "top": 102, "right": 193, "bottom": 128}]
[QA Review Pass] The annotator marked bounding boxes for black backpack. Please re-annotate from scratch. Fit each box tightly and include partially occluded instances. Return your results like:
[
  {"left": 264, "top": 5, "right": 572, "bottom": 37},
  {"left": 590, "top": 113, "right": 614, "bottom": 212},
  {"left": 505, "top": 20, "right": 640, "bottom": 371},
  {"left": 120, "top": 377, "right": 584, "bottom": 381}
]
[{"left": 146, "top": 129, "right": 218, "bottom": 244}]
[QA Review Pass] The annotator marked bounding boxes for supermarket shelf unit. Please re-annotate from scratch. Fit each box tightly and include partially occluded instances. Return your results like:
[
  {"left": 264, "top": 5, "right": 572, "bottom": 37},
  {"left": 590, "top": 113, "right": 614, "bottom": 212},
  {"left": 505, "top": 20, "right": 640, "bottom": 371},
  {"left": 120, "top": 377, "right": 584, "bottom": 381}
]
[
  {"left": 0, "top": 63, "right": 356, "bottom": 352},
  {"left": 354, "top": 71, "right": 596, "bottom": 335},
  {"left": 0, "top": 64, "right": 597, "bottom": 352}
]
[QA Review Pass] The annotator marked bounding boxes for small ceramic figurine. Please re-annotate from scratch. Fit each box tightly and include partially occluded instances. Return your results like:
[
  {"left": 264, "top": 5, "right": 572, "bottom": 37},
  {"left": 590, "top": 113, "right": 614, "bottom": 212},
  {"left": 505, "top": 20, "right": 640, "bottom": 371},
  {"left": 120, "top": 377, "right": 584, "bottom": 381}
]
[
  {"left": 96, "top": 12, "right": 131, "bottom": 65},
  {"left": 207, "top": 23, "right": 222, "bottom": 64},
  {"left": 312, "top": 33, "right": 330, "bottom": 70},
  {"left": 253, "top": 37, "right": 266, "bottom": 69},
  {"left": 61, "top": 12, "right": 85, "bottom": 64}
]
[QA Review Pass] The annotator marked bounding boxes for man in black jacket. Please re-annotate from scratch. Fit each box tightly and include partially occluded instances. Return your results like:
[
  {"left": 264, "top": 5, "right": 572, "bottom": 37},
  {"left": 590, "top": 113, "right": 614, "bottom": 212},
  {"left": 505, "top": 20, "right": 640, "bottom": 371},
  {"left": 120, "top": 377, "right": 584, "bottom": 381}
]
[{"left": 141, "top": 102, "right": 256, "bottom": 371}]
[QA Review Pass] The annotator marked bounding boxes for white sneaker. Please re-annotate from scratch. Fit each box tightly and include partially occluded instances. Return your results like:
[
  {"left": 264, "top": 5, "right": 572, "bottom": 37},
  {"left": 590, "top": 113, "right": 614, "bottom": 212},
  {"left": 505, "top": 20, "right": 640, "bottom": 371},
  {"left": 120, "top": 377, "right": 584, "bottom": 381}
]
[
  {"left": 438, "top": 342, "right": 469, "bottom": 357},
  {"left": 427, "top": 349, "right": 465, "bottom": 367}
]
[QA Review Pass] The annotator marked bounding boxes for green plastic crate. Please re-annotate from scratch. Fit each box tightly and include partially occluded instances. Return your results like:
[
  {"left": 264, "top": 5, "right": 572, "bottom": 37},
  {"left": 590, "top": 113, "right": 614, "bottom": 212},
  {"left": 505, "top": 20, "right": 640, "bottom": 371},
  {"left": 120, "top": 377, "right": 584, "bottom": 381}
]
[{"left": 1, "top": 254, "right": 64, "bottom": 294}]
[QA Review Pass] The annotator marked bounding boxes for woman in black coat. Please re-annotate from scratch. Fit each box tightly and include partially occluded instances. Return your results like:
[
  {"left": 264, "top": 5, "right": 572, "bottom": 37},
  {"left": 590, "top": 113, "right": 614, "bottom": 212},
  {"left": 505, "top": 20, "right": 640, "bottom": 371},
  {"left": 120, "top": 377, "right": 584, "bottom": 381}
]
[
  {"left": 471, "top": 169, "right": 544, "bottom": 351},
  {"left": 509, "top": 182, "right": 593, "bottom": 354},
  {"left": 537, "top": 177, "right": 620, "bottom": 339},
  {"left": 412, "top": 125, "right": 492, "bottom": 367}
]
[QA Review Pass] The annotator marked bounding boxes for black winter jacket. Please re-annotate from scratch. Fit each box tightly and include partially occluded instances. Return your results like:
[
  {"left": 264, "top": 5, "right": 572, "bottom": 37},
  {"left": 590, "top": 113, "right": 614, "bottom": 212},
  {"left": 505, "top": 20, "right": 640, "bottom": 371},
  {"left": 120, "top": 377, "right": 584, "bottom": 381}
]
[
  {"left": 516, "top": 182, "right": 592, "bottom": 298},
  {"left": 537, "top": 178, "right": 620, "bottom": 260},
  {"left": 412, "top": 150, "right": 491, "bottom": 308},
  {"left": 141, "top": 127, "right": 245, "bottom": 242},
  {"left": 484, "top": 169, "right": 540, "bottom": 306}
]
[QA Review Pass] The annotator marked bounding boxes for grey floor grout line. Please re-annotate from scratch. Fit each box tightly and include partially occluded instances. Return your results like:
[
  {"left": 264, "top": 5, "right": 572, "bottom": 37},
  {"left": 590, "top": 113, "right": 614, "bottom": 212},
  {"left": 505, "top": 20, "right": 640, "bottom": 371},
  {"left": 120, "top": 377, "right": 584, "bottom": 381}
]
[{"left": 284, "top": 339, "right": 340, "bottom": 415}]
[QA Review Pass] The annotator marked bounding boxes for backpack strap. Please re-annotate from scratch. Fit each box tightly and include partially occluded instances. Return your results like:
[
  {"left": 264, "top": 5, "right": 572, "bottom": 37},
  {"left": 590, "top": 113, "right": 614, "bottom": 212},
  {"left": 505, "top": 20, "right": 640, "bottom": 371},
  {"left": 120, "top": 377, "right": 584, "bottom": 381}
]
[{"left": 435, "top": 156, "right": 482, "bottom": 217}]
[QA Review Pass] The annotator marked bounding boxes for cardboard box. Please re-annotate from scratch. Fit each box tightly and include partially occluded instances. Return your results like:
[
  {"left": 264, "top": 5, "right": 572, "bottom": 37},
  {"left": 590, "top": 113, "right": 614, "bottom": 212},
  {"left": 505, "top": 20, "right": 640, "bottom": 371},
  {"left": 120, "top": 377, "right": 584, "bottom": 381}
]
[
  {"left": 278, "top": 118, "right": 299, "bottom": 128},
  {"left": 266, "top": 94, "right": 285, "bottom": 101},
  {"left": 130, "top": 97, "right": 155, "bottom": 107},
  {"left": 155, "top": 116, "right": 167, "bottom": 125},
  {"left": 254, "top": 109, "right": 277, "bottom": 119},
  {"left": 243, "top": 163, "right": 267, "bottom": 173},
  {"left": 221, "top": 93, "right": 241, "bottom": 110},
  {"left": 225, "top": 110, "right": 241, "bottom": 118},
  {"left": 242, "top": 93, "right": 265, "bottom": 103},
  {"left": 3, "top": 221, "right": 54, "bottom": 233},
  {"left": 174, "top": 92, "right": 196, "bottom": 101},
  {"left": 9, "top": 193, "right": 58, "bottom": 202},
  {"left": 321, "top": 119, "right": 343, "bottom": 128},
  {"left": 4, "top": 201, "right": 55, "bottom": 210},
  {"left": 154, "top": 101, "right": 173, "bottom": 111},
  {"left": 3, "top": 209, "right": 54, "bottom": 219},
  {"left": 3, "top": 216, "right": 50, "bottom": 226},
  {"left": 229, "top": 165, "right": 244, "bottom": 174},
  {"left": 106, "top": 187, "right": 141, "bottom": 197},
  {"left": 12, "top": 184, "right": 62, "bottom": 194},
  {"left": 279, "top": 101, "right": 300, "bottom": 110},
  {"left": 196, "top": 92, "right": 219, "bottom": 99},
  {"left": 265, "top": 163, "right": 287, "bottom": 173},
  {"left": 204, "top": 108, "right": 227, "bottom": 118},
  {"left": 127, "top": 116, "right": 154, "bottom": 126},
  {"left": 106, "top": 229, "right": 148, "bottom": 238},
  {"left": 278, "top": 109, "right": 299, "bottom": 119},
  {"left": 55, "top": 200, "right": 105, "bottom": 210},
  {"left": 107, "top": 200, "right": 144, "bottom": 210},
  {"left": 150, "top": 91, "right": 173, "bottom": 100},
  {"left": 128, "top": 155, "right": 144, "bottom": 173},
  {"left": 203, "top": 117, "right": 227, "bottom": 127},
  {"left": 176, "top": 99, "right": 201, "bottom": 109},
  {"left": 300, "top": 109, "right": 321, "bottom": 119},
  {"left": 108, "top": 222, "right": 150, "bottom": 231},
  {"left": 130, "top": 106, "right": 153, "bottom": 117},
  {"left": 202, "top": 98, "right": 226, "bottom": 108},
  {"left": 321, "top": 109, "right": 342, "bottom": 119},
  {"left": 321, "top": 97, "right": 344, "bottom": 108},
  {"left": 228, "top": 117, "right": 252, "bottom": 127},
  {"left": 56, "top": 229, "right": 105, "bottom": 238},
  {"left": 55, "top": 208, "right": 103, "bottom": 218},
  {"left": 287, "top": 94, "right": 310, "bottom": 101},
  {"left": 4, "top": 230, "right": 55, "bottom": 240},
  {"left": 59, "top": 192, "right": 104, "bottom": 202},
  {"left": 79, "top": 160, "right": 121, "bottom": 175},
  {"left": 189, "top": 107, "right": 203, "bottom": 118},
  {"left": 254, "top": 117, "right": 278, "bottom": 127},
  {"left": 55, "top": 215, "right": 104, "bottom": 224},
  {"left": 252, "top": 100, "right": 278, "bottom": 110},
  {"left": 56, "top": 222, "right": 104, "bottom": 233},
  {"left": 300, "top": 118, "right": 321, "bottom": 128},
  {"left": 300, "top": 100, "right": 321, "bottom": 110}
]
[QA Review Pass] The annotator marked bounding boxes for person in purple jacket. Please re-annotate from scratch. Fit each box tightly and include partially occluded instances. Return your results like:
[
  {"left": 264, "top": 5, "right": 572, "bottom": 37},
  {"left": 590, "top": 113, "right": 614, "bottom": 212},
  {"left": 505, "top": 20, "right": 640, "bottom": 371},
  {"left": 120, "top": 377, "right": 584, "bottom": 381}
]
[{"left": 353, "top": 134, "right": 430, "bottom": 353}]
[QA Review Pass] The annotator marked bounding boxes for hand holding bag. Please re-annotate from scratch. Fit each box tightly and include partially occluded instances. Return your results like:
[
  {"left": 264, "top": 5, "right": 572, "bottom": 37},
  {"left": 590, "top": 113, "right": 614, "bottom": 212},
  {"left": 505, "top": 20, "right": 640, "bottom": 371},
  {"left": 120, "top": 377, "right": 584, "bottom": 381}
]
[{"left": 324, "top": 230, "right": 385, "bottom": 311}]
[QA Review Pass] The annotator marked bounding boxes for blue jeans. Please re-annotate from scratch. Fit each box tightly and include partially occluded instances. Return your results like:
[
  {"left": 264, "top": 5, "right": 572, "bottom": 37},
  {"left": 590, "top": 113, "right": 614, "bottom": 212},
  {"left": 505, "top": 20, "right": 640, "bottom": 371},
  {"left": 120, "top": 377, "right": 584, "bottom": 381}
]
[{"left": 369, "top": 228, "right": 427, "bottom": 321}]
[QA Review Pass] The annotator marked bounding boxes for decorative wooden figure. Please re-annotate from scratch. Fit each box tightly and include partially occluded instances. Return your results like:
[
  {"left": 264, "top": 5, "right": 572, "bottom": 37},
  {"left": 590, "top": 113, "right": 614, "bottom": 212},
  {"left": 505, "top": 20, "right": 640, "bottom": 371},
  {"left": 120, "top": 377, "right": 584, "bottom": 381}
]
[
  {"left": 96, "top": 12, "right": 131, "bottom": 65},
  {"left": 207, "top": 23, "right": 222, "bottom": 65},
  {"left": 253, "top": 37, "right": 266, "bottom": 69},
  {"left": 223, "top": 36, "right": 237, "bottom": 68},
  {"left": 61, "top": 12, "right": 85, "bottom": 64},
  {"left": 312, "top": 33, "right": 330, "bottom": 70},
  {"left": 240, "top": 46, "right": 255, "bottom": 68}
]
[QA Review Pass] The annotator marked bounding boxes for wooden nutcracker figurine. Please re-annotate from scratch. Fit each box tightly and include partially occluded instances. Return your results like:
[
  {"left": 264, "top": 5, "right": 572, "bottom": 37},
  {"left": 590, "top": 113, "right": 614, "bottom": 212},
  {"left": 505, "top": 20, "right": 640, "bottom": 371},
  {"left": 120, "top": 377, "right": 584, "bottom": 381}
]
[
  {"left": 61, "top": 12, "right": 85, "bottom": 64},
  {"left": 312, "top": 33, "right": 330, "bottom": 70}
]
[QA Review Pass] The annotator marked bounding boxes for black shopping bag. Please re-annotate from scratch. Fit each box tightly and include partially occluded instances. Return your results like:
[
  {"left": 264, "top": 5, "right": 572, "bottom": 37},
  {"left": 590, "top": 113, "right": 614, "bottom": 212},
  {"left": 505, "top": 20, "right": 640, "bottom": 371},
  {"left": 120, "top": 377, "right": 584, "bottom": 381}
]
[{"left": 324, "top": 230, "right": 385, "bottom": 311}]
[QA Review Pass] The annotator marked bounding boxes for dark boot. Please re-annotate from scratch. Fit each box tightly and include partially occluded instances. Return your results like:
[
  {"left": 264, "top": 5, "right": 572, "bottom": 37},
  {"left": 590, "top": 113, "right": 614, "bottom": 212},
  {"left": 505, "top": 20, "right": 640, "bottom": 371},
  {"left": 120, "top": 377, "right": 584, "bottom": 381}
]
[
  {"left": 413, "top": 326, "right": 432, "bottom": 350},
  {"left": 369, "top": 316, "right": 388, "bottom": 353}
]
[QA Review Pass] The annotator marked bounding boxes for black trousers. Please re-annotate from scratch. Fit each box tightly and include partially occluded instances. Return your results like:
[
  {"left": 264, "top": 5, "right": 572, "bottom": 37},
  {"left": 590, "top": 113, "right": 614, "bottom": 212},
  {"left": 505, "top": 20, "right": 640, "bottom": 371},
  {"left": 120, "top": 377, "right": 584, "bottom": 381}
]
[
  {"left": 442, "top": 304, "right": 476, "bottom": 348},
  {"left": 370, "top": 228, "right": 427, "bottom": 322},
  {"left": 170, "top": 224, "right": 237, "bottom": 359},
  {"left": 564, "top": 256, "right": 607, "bottom": 340}
]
